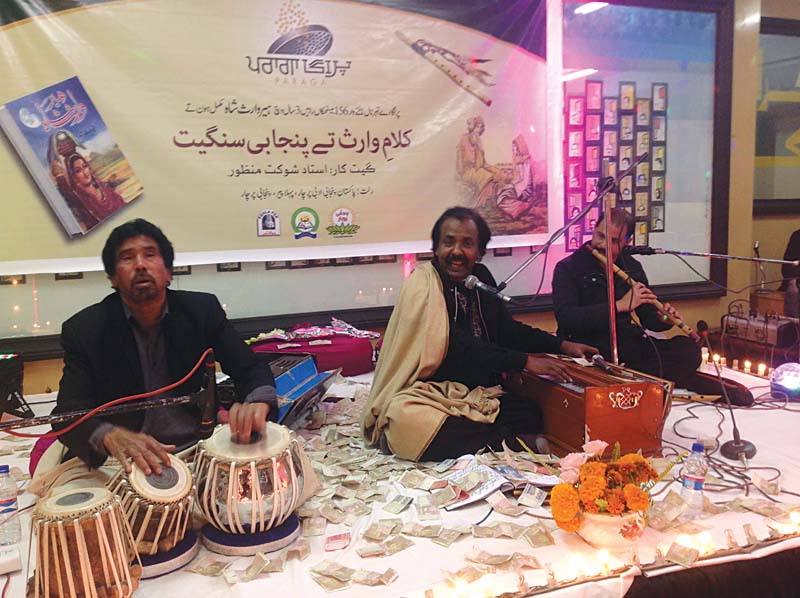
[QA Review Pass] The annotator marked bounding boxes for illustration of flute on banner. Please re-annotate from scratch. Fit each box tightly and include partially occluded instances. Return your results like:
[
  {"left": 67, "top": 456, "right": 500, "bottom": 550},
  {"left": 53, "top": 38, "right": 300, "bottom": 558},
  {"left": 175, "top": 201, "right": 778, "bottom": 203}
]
[{"left": 395, "top": 31, "right": 493, "bottom": 106}]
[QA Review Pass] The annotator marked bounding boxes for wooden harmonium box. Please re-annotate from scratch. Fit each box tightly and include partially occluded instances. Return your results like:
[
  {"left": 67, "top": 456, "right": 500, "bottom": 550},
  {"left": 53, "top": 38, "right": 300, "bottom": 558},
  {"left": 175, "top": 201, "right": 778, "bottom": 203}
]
[
  {"left": 217, "top": 352, "right": 337, "bottom": 427},
  {"left": 504, "top": 355, "right": 673, "bottom": 457}
]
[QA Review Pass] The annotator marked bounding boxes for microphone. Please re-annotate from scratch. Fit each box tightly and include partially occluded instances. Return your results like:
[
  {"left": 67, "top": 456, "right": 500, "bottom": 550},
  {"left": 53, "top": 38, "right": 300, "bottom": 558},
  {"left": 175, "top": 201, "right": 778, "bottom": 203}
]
[
  {"left": 591, "top": 353, "right": 613, "bottom": 372},
  {"left": 464, "top": 275, "right": 513, "bottom": 303},
  {"left": 623, "top": 246, "right": 663, "bottom": 256},
  {"left": 696, "top": 319, "right": 709, "bottom": 339},
  {"left": 197, "top": 350, "right": 217, "bottom": 440}
]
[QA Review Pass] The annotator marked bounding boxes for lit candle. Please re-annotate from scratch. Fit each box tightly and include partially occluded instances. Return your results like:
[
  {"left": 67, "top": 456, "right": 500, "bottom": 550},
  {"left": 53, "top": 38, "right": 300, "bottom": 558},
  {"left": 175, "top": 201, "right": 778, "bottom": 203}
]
[
  {"left": 732, "top": 359, "right": 739, "bottom": 370},
  {"left": 596, "top": 549, "right": 611, "bottom": 575},
  {"left": 721, "top": 357, "right": 727, "bottom": 367},
  {"left": 712, "top": 354, "right": 720, "bottom": 364},
  {"left": 697, "top": 531, "right": 715, "bottom": 556},
  {"left": 758, "top": 363, "right": 767, "bottom": 377},
  {"left": 744, "top": 360, "right": 751, "bottom": 373}
]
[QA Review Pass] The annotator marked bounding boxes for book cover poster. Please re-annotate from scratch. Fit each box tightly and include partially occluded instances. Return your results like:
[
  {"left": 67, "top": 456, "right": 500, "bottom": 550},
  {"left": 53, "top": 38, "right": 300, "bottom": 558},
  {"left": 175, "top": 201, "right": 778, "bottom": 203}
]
[{"left": 3, "top": 76, "right": 142, "bottom": 236}]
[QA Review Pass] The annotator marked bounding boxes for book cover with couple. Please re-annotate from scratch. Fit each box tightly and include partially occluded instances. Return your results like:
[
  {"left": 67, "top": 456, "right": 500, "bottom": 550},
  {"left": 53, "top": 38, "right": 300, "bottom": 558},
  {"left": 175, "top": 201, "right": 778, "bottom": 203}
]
[{"left": 0, "top": 76, "right": 142, "bottom": 237}]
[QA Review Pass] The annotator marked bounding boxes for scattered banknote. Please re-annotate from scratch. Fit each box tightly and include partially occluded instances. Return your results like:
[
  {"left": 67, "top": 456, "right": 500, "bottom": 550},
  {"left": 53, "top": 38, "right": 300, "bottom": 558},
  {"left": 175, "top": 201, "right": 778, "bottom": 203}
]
[
  {"left": 485, "top": 490, "right": 526, "bottom": 517},
  {"left": 302, "top": 516, "right": 327, "bottom": 537},
  {"left": 311, "top": 560, "right": 357, "bottom": 582},
  {"left": 383, "top": 494, "right": 412, "bottom": 514},
  {"left": 356, "top": 543, "right": 387, "bottom": 558},
  {"left": 310, "top": 571, "right": 351, "bottom": 593},
  {"left": 287, "top": 539, "right": 311, "bottom": 561},
  {"left": 352, "top": 568, "right": 397, "bottom": 586},
  {"left": 665, "top": 543, "right": 700, "bottom": 567},
  {"left": 187, "top": 557, "right": 231, "bottom": 577},
  {"left": 647, "top": 491, "right": 688, "bottom": 531},
  {"left": 432, "top": 528, "right": 464, "bottom": 547},
  {"left": 668, "top": 520, "right": 711, "bottom": 535},
  {"left": 383, "top": 534, "right": 414, "bottom": 555},
  {"left": 434, "top": 458, "right": 457, "bottom": 473},
  {"left": 363, "top": 520, "right": 396, "bottom": 542},
  {"left": 325, "top": 532, "right": 351, "bottom": 551},
  {"left": 319, "top": 503, "right": 346, "bottom": 524},
  {"left": 518, "top": 484, "right": 547, "bottom": 509},
  {"left": 522, "top": 522, "right": 554, "bottom": 548}
]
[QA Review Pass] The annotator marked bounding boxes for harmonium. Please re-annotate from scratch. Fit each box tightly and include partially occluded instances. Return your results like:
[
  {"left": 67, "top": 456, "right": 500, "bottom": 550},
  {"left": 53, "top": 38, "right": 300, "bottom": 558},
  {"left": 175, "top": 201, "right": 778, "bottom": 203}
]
[
  {"left": 217, "top": 352, "right": 338, "bottom": 427},
  {"left": 504, "top": 354, "right": 673, "bottom": 456}
]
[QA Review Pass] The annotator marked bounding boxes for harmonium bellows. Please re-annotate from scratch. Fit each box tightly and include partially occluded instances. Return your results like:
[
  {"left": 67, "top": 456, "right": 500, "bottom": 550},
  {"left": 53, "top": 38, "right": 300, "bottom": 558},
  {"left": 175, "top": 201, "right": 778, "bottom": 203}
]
[{"left": 504, "top": 355, "right": 673, "bottom": 456}]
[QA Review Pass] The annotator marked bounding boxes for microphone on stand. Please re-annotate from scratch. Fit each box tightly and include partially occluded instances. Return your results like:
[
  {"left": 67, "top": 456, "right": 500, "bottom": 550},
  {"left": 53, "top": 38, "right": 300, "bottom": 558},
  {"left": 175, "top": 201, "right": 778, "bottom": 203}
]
[
  {"left": 197, "top": 350, "right": 217, "bottom": 440},
  {"left": 694, "top": 320, "right": 756, "bottom": 466},
  {"left": 623, "top": 246, "right": 663, "bottom": 256},
  {"left": 464, "top": 275, "right": 514, "bottom": 304}
]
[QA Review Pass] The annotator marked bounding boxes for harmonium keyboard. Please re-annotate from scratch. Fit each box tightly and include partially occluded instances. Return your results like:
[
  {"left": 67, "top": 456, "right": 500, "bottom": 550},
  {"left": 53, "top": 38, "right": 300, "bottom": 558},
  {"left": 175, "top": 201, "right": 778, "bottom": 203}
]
[
  {"left": 504, "top": 354, "right": 673, "bottom": 456},
  {"left": 217, "top": 352, "right": 338, "bottom": 427}
]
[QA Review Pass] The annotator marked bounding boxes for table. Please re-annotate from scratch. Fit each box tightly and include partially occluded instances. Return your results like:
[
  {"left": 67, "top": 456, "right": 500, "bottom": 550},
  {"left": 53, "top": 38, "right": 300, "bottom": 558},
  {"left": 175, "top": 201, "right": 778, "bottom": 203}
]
[{"left": 4, "top": 370, "right": 800, "bottom": 598}]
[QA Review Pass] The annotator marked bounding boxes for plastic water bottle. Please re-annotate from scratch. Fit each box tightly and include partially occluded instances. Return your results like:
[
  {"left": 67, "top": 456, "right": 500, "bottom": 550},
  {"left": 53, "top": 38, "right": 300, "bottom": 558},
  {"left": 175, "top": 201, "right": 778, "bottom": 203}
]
[
  {"left": 681, "top": 442, "right": 708, "bottom": 516},
  {"left": 0, "top": 465, "right": 21, "bottom": 545}
]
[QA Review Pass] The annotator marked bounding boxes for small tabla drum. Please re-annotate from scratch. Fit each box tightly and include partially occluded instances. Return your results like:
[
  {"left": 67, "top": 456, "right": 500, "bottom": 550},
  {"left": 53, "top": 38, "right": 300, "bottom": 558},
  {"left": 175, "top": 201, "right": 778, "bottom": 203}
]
[
  {"left": 195, "top": 421, "right": 304, "bottom": 535},
  {"left": 31, "top": 487, "right": 141, "bottom": 598},
  {"left": 108, "top": 453, "right": 194, "bottom": 556}
]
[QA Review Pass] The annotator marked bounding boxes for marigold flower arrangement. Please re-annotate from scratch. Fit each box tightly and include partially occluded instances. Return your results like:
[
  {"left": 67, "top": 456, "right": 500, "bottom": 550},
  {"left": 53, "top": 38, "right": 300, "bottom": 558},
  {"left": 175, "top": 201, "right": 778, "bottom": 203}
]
[{"left": 536, "top": 440, "right": 659, "bottom": 535}]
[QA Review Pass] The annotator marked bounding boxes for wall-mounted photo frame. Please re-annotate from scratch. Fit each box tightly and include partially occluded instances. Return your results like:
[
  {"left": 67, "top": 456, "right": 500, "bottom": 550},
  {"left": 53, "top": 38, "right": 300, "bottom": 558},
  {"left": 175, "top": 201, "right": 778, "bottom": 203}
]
[
  {"left": 651, "top": 205, "right": 665, "bottom": 232},
  {"left": 216, "top": 262, "right": 241, "bottom": 272},
  {"left": 652, "top": 83, "right": 668, "bottom": 112},
  {"left": 568, "top": 192, "right": 582, "bottom": 217},
  {"left": 356, "top": 255, "right": 377, "bottom": 265},
  {"left": 586, "top": 177, "right": 599, "bottom": 203},
  {"left": 416, "top": 251, "right": 434, "bottom": 261},
  {"left": 288, "top": 259, "right": 312, "bottom": 269},
  {"left": 586, "top": 80, "right": 603, "bottom": 111},
  {"left": 0, "top": 275, "right": 25, "bottom": 285},
  {"left": 620, "top": 175, "right": 633, "bottom": 202},
  {"left": 568, "top": 96, "right": 585, "bottom": 126},
  {"left": 620, "top": 115, "right": 634, "bottom": 142},
  {"left": 603, "top": 98, "right": 619, "bottom": 126},
  {"left": 54, "top": 272, "right": 84, "bottom": 281},
  {"left": 567, "top": 225, "right": 582, "bottom": 251},
  {"left": 492, "top": 247, "right": 513, "bottom": 257},
  {"left": 635, "top": 98, "right": 651, "bottom": 126},
  {"left": 585, "top": 145, "right": 600, "bottom": 172},
  {"left": 171, "top": 266, "right": 191, "bottom": 276},
  {"left": 652, "top": 175, "right": 665, "bottom": 201},
  {"left": 375, "top": 254, "right": 398, "bottom": 263},
  {"left": 567, "top": 161, "right": 582, "bottom": 189},
  {"left": 585, "top": 114, "right": 601, "bottom": 142},
  {"left": 634, "top": 221, "right": 649, "bottom": 247},
  {"left": 653, "top": 115, "right": 667, "bottom": 142},
  {"left": 265, "top": 260, "right": 289, "bottom": 270},
  {"left": 619, "top": 145, "right": 633, "bottom": 171},
  {"left": 602, "top": 130, "right": 618, "bottom": 158},
  {"left": 635, "top": 191, "right": 650, "bottom": 217},
  {"left": 311, "top": 258, "right": 335, "bottom": 267},
  {"left": 602, "top": 158, "right": 617, "bottom": 178},
  {"left": 636, "top": 162, "right": 650, "bottom": 187},
  {"left": 586, "top": 206, "right": 599, "bottom": 231},
  {"left": 568, "top": 130, "right": 584, "bottom": 157},
  {"left": 652, "top": 146, "right": 666, "bottom": 172},
  {"left": 333, "top": 256, "right": 355, "bottom": 267},
  {"left": 636, "top": 131, "right": 650, "bottom": 157},
  {"left": 619, "top": 82, "right": 636, "bottom": 111}
]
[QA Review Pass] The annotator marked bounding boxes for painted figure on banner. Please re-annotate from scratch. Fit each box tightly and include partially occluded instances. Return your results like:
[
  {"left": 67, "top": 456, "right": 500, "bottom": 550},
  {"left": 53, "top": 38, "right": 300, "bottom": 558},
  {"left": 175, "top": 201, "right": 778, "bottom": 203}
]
[
  {"left": 52, "top": 153, "right": 126, "bottom": 226},
  {"left": 456, "top": 117, "right": 547, "bottom": 235}
]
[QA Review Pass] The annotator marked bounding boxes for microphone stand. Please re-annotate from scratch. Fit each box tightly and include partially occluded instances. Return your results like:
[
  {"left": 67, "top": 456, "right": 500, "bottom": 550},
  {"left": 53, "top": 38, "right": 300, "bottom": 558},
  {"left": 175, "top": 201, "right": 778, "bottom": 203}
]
[
  {"left": 499, "top": 152, "right": 649, "bottom": 365},
  {"left": 630, "top": 247, "right": 798, "bottom": 267},
  {"left": 696, "top": 324, "right": 756, "bottom": 464}
]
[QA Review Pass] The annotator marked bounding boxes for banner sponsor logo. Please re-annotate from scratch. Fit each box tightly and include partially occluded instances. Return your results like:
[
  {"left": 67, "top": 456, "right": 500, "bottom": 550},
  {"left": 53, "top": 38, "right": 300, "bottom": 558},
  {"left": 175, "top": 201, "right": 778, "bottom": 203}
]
[
  {"left": 326, "top": 207, "right": 360, "bottom": 238},
  {"left": 292, "top": 207, "right": 319, "bottom": 239},
  {"left": 257, "top": 209, "right": 281, "bottom": 237}
]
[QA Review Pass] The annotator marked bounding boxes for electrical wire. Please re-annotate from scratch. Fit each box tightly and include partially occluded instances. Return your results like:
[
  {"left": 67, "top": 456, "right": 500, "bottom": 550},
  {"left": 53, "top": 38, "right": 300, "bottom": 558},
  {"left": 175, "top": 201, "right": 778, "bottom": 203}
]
[{"left": 3, "top": 347, "right": 214, "bottom": 439}]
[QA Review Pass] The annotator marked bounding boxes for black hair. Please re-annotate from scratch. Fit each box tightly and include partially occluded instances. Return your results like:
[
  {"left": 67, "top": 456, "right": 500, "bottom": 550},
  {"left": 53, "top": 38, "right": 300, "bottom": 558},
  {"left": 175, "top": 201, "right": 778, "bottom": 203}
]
[
  {"left": 596, "top": 207, "right": 635, "bottom": 239},
  {"left": 102, "top": 219, "right": 174, "bottom": 276},
  {"left": 431, "top": 206, "right": 492, "bottom": 256}
]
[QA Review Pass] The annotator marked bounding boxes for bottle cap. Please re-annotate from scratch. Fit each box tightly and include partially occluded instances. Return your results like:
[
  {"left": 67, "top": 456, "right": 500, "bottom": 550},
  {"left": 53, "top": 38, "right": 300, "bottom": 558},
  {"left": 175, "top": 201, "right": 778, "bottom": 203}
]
[
  {"left": 0, "top": 465, "right": 8, "bottom": 474},
  {"left": 691, "top": 442, "right": 704, "bottom": 453}
]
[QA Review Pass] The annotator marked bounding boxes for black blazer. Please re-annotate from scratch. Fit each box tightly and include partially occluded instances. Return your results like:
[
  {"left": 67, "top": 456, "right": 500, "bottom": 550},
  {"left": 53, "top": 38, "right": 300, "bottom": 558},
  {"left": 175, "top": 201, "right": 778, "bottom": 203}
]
[{"left": 52, "top": 290, "right": 274, "bottom": 467}]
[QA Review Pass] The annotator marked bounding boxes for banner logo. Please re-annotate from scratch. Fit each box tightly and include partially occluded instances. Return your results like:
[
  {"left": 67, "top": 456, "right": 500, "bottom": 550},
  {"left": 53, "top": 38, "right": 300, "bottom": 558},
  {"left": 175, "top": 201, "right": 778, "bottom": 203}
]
[
  {"left": 327, "top": 207, "right": 360, "bottom": 238},
  {"left": 257, "top": 210, "right": 281, "bottom": 237},
  {"left": 246, "top": 1, "right": 351, "bottom": 81},
  {"left": 292, "top": 207, "right": 319, "bottom": 239}
]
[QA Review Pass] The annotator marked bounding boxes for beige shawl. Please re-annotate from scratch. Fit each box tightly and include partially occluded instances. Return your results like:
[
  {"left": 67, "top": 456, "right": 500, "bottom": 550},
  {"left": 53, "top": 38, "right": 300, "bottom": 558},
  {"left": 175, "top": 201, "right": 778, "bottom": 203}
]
[{"left": 360, "top": 261, "right": 502, "bottom": 461}]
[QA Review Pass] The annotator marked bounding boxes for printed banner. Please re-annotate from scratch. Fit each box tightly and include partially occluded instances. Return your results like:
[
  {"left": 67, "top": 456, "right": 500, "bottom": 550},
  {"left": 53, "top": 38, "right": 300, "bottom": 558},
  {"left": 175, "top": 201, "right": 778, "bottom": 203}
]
[{"left": 0, "top": 0, "right": 547, "bottom": 274}]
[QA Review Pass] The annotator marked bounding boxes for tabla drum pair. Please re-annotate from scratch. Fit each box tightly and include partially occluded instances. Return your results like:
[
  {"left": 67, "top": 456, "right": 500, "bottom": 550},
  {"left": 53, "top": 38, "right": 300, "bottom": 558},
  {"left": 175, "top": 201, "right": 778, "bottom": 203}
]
[
  {"left": 30, "top": 487, "right": 141, "bottom": 598},
  {"left": 194, "top": 421, "right": 304, "bottom": 555},
  {"left": 108, "top": 453, "right": 199, "bottom": 578}
]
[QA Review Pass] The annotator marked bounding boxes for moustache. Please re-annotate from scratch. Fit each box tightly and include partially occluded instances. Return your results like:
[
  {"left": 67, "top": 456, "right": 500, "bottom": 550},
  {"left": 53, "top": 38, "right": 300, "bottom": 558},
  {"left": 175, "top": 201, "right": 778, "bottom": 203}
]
[{"left": 132, "top": 274, "right": 155, "bottom": 284}]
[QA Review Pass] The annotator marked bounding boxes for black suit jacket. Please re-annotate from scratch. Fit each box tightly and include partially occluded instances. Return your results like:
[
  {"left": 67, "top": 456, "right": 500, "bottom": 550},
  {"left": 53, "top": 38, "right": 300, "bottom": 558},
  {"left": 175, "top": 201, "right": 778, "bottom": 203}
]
[{"left": 52, "top": 290, "right": 274, "bottom": 467}]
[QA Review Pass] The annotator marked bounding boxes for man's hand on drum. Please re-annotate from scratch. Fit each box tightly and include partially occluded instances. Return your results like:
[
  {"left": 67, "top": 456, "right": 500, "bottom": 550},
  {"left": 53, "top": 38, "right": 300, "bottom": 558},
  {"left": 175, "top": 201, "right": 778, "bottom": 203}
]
[
  {"left": 524, "top": 355, "right": 573, "bottom": 383},
  {"left": 559, "top": 340, "right": 599, "bottom": 360},
  {"left": 103, "top": 427, "right": 175, "bottom": 475},
  {"left": 229, "top": 402, "right": 270, "bottom": 444}
]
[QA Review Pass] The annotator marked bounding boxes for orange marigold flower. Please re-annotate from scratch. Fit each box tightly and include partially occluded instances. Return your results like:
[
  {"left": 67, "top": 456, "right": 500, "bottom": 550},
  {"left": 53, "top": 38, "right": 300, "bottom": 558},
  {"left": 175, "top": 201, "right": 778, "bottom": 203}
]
[
  {"left": 584, "top": 499, "right": 601, "bottom": 514},
  {"left": 605, "top": 488, "right": 626, "bottom": 515},
  {"left": 550, "top": 483, "right": 580, "bottom": 522},
  {"left": 578, "top": 476, "right": 606, "bottom": 505},
  {"left": 557, "top": 514, "right": 582, "bottom": 533},
  {"left": 623, "top": 483, "right": 650, "bottom": 511},
  {"left": 580, "top": 461, "right": 607, "bottom": 482}
]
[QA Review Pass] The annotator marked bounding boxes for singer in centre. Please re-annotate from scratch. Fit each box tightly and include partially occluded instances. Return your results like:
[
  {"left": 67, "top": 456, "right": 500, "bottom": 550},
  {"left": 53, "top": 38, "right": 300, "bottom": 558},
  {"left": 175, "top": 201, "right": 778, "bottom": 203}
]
[
  {"left": 361, "top": 207, "right": 596, "bottom": 461},
  {"left": 551, "top": 208, "right": 701, "bottom": 385}
]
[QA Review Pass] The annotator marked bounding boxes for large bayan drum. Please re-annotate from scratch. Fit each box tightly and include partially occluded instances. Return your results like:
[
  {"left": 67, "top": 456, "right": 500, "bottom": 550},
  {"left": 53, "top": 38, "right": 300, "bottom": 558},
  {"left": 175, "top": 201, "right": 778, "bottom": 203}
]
[
  {"left": 31, "top": 487, "right": 141, "bottom": 598},
  {"left": 195, "top": 422, "right": 304, "bottom": 534},
  {"left": 108, "top": 454, "right": 194, "bottom": 555}
]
